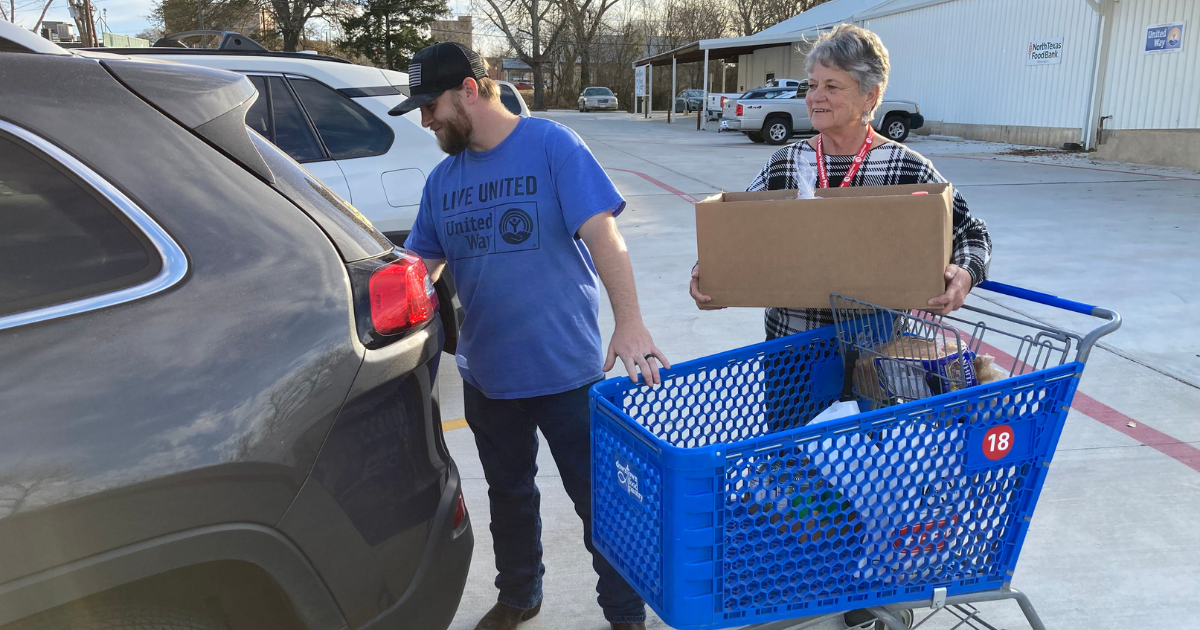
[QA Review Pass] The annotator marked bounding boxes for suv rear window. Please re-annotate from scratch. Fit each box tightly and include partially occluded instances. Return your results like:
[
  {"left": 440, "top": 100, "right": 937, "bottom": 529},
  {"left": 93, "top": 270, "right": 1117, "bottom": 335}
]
[
  {"left": 0, "top": 134, "right": 160, "bottom": 318},
  {"left": 247, "top": 130, "right": 391, "bottom": 261}
]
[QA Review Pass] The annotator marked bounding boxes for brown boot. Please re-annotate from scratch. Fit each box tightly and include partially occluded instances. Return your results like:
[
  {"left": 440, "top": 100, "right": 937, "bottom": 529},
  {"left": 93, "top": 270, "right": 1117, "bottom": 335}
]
[
  {"left": 610, "top": 623, "right": 646, "bottom": 630},
  {"left": 473, "top": 601, "right": 541, "bottom": 630}
]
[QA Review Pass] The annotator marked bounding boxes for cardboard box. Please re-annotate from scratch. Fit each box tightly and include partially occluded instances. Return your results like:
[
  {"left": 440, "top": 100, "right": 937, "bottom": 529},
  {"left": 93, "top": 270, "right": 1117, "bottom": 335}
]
[{"left": 696, "top": 183, "right": 953, "bottom": 309}]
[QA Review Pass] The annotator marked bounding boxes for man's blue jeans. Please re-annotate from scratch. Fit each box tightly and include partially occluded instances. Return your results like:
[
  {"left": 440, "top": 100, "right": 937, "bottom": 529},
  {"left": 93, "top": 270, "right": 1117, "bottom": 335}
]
[{"left": 463, "top": 380, "right": 646, "bottom": 624}]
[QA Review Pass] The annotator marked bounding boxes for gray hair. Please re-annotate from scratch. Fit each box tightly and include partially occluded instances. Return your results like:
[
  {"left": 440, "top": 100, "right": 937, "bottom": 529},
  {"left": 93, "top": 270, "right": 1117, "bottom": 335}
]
[{"left": 805, "top": 24, "right": 891, "bottom": 124}]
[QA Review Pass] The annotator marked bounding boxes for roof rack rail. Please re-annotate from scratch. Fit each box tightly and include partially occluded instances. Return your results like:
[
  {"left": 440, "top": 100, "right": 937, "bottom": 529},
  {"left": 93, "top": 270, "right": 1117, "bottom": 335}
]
[{"left": 153, "top": 30, "right": 268, "bottom": 52}]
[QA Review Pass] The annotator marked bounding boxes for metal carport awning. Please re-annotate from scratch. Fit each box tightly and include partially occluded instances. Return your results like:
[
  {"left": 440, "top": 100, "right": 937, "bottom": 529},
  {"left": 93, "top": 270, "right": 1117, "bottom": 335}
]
[
  {"left": 632, "top": 39, "right": 792, "bottom": 128},
  {"left": 632, "top": 41, "right": 790, "bottom": 67}
]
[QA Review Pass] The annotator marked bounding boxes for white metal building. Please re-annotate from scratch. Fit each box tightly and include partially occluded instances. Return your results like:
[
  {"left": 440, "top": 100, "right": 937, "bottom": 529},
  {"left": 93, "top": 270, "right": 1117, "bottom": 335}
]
[
  {"left": 638, "top": 0, "right": 1198, "bottom": 167},
  {"left": 1089, "top": 0, "right": 1198, "bottom": 166},
  {"left": 856, "top": 0, "right": 1198, "bottom": 166},
  {"left": 858, "top": 0, "right": 1104, "bottom": 149}
]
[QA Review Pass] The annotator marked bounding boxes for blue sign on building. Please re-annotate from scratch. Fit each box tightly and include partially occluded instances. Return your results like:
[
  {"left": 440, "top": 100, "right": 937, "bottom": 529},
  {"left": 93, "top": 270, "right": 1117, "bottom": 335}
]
[{"left": 1144, "top": 22, "right": 1185, "bottom": 55}]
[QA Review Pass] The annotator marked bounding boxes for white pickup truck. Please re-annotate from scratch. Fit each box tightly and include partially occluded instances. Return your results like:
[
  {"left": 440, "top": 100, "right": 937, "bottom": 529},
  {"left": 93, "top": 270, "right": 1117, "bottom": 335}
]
[
  {"left": 737, "top": 80, "right": 924, "bottom": 144},
  {"left": 706, "top": 92, "right": 741, "bottom": 121}
]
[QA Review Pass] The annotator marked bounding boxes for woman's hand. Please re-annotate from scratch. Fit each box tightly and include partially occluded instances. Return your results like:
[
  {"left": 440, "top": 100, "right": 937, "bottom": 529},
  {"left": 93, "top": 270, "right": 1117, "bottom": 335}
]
[
  {"left": 690, "top": 264, "right": 725, "bottom": 310},
  {"left": 927, "top": 264, "right": 972, "bottom": 313}
]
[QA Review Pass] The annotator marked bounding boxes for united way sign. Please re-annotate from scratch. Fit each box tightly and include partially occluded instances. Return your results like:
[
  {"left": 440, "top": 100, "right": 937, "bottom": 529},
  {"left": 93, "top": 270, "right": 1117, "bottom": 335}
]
[{"left": 1145, "top": 22, "right": 1185, "bottom": 55}]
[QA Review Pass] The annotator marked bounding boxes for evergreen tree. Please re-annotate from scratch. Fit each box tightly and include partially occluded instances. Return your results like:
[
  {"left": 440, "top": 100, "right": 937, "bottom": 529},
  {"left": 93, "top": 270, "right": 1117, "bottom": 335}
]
[{"left": 338, "top": 0, "right": 448, "bottom": 71}]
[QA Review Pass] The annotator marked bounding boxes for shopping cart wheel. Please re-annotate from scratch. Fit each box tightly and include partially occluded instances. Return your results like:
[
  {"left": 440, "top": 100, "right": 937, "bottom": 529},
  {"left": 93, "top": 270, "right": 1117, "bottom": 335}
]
[{"left": 843, "top": 608, "right": 913, "bottom": 629}]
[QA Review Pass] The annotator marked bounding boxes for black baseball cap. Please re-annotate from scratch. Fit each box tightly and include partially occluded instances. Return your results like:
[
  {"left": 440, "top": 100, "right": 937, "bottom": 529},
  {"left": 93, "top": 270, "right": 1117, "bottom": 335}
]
[{"left": 388, "top": 42, "right": 488, "bottom": 116}]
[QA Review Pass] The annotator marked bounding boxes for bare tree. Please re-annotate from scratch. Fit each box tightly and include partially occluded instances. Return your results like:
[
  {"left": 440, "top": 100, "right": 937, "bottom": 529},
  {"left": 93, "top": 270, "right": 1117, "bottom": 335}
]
[
  {"left": 475, "top": 0, "right": 566, "bottom": 110},
  {"left": 661, "top": 0, "right": 730, "bottom": 90},
  {"left": 267, "top": 0, "right": 332, "bottom": 51},
  {"left": 587, "top": 3, "right": 648, "bottom": 111},
  {"left": 559, "top": 0, "right": 621, "bottom": 90},
  {"left": 731, "top": 0, "right": 831, "bottom": 37}
]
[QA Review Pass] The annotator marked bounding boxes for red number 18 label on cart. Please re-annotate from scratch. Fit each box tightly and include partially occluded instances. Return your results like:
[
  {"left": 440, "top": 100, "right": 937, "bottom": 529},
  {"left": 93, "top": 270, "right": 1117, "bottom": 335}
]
[
  {"left": 983, "top": 425, "right": 1014, "bottom": 460},
  {"left": 967, "top": 420, "right": 1034, "bottom": 469}
]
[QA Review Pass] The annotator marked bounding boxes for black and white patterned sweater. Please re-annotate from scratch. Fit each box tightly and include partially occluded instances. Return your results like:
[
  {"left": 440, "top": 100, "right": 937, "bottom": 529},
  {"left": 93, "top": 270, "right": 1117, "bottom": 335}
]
[{"left": 745, "top": 139, "right": 992, "bottom": 339}]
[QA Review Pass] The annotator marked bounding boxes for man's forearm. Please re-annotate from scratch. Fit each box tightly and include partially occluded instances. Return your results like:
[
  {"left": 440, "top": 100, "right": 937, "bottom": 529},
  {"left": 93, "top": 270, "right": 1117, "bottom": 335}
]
[{"left": 579, "top": 214, "right": 643, "bottom": 327}]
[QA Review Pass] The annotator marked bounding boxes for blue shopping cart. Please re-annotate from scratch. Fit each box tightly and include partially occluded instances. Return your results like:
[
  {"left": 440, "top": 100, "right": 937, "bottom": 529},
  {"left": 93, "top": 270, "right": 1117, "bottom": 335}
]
[{"left": 590, "top": 281, "right": 1120, "bottom": 630}]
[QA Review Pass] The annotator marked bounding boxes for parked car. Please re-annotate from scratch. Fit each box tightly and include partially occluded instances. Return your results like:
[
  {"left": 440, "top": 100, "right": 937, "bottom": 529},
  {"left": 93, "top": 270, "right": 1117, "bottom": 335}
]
[
  {"left": 578, "top": 86, "right": 619, "bottom": 111},
  {"left": 719, "top": 87, "right": 797, "bottom": 131},
  {"left": 705, "top": 91, "right": 740, "bottom": 121},
  {"left": 0, "top": 23, "right": 471, "bottom": 630},
  {"left": 85, "top": 30, "right": 444, "bottom": 244},
  {"left": 736, "top": 80, "right": 924, "bottom": 144},
  {"left": 765, "top": 78, "right": 805, "bottom": 88},
  {"left": 497, "top": 79, "right": 532, "bottom": 117},
  {"left": 673, "top": 89, "right": 704, "bottom": 113}
]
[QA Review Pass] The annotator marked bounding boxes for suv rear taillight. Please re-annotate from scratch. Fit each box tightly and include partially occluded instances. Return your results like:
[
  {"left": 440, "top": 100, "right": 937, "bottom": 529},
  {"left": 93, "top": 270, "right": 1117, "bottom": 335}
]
[
  {"left": 369, "top": 252, "right": 437, "bottom": 335},
  {"left": 452, "top": 492, "right": 467, "bottom": 530},
  {"left": 736, "top": 103, "right": 743, "bottom": 116},
  {"left": 348, "top": 250, "right": 439, "bottom": 347}
]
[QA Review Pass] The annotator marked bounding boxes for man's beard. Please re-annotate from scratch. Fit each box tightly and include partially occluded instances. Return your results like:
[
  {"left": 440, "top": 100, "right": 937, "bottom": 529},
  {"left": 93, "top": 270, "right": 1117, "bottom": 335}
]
[{"left": 437, "top": 99, "right": 473, "bottom": 155}]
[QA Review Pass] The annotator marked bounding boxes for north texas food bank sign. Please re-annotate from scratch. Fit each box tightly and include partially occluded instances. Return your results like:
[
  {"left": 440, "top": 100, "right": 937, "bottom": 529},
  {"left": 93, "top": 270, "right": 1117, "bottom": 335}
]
[{"left": 1027, "top": 38, "right": 1064, "bottom": 65}]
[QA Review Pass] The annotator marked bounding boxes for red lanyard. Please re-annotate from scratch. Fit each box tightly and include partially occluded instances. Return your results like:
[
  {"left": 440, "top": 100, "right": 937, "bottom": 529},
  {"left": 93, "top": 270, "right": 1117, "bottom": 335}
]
[{"left": 815, "top": 131, "right": 875, "bottom": 188}]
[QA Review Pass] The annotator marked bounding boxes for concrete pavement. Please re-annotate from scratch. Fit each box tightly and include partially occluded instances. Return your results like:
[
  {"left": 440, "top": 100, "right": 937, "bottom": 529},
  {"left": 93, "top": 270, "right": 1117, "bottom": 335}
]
[{"left": 442, "top": 112, "right": 1200, "bottom": 630}]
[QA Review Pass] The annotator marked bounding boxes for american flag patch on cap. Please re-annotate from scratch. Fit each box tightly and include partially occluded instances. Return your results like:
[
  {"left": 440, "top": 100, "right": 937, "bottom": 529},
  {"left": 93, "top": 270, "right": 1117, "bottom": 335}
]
[
  {"left": 409, "top": 63, "right": 422, "bottom": 87},
  {"left": 468, "top": 55, "right": 487, "bottom": 79}
]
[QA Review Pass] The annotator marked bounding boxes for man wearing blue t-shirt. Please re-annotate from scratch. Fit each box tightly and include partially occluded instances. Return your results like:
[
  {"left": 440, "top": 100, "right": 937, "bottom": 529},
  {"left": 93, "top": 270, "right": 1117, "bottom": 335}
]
[{"left": 390, "top": 43, "right": 667, "bottom": 630}]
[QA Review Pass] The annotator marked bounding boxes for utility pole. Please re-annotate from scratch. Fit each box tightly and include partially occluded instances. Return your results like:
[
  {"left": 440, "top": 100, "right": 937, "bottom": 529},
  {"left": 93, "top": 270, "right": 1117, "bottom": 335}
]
[
  {"left": 82, "top": 0, "right": 95, "bottom": 45},
  {"left": 197, "top": 0, "right": 204, "bottom": 30}
]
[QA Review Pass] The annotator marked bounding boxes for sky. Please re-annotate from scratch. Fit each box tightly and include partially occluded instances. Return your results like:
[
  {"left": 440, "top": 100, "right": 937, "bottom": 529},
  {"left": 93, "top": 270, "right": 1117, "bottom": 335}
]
[
  {"left": 8, "top": 0, "right": 155, "bottom": 36},
  {"left": 9, "top": 0, "right": 474, "bottom": 39}
]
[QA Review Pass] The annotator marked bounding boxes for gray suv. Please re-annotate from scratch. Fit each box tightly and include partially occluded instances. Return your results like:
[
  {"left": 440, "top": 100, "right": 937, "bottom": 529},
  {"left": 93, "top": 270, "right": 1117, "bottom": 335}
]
[{"left": 0, "top": 25, "right": 471, "bottom": 630}]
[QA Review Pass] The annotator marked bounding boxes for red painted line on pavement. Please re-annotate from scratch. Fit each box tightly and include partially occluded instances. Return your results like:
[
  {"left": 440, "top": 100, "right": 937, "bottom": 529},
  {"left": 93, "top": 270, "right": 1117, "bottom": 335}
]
[
  {"left": 1070, "top": 394, "right": 1200, "bottom": 472},
  {"left": 937, "top": 155, "right": 1200, "bottom": 181},
  {"left": 959, "top": 329, "right": 1200, "bottom": 473},
  {"left": 605, "top": 167, "right": 701, "bottom": 203}
]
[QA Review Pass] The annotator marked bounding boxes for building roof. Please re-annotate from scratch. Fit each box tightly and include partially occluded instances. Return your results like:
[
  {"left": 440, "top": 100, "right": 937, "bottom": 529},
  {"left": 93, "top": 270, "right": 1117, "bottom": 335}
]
[{"left": 755, "top": 0, "right": 889, "bottom": 37}]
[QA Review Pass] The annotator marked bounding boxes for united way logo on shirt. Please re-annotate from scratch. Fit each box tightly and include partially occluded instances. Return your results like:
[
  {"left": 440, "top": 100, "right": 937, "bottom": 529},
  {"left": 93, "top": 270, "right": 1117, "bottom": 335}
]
[
  {"left": 443, "top": 201, "right": 540, "bottom": 258},
  {"left": 499, "top": 207, "right": 534, "bottom": 244}
]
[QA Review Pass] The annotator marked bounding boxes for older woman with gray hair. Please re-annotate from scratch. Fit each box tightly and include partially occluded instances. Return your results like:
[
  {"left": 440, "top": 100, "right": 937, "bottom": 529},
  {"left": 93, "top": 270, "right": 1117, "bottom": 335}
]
[{"left": 691, "top": 24, "right": 992, "bottom": 340}]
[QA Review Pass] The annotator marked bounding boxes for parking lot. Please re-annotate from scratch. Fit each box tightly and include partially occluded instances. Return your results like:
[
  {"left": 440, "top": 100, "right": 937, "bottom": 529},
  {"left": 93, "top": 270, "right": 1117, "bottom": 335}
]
[{"left": 444, "top": 111, "right": 1200, "bottom": 630}]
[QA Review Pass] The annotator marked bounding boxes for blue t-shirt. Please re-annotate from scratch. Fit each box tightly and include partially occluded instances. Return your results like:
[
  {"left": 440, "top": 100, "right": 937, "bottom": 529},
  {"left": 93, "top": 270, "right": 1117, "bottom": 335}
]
[{"left": 405, "top": 117, "right": 625, "bottom": 399}]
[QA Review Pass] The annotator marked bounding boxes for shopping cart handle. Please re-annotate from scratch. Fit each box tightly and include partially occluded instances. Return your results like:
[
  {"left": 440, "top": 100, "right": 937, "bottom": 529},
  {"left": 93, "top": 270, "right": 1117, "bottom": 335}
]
[
  {"left": 976, "top": 280, "right": 1098, "bottom": 316},
  {"left": 976, "top": 280, "right": 1121, "bottom": 363}
]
